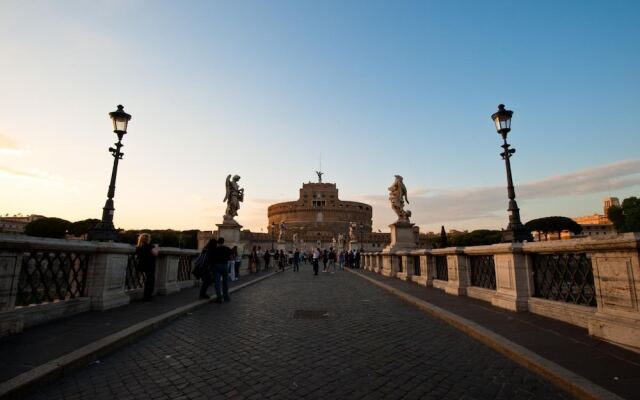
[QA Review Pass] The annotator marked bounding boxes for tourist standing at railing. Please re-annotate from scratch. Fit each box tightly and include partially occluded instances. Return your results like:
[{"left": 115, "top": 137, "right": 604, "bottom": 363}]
[
  {"left": 135, "top": 233, "right": 158, "bottom": 301},
  {"left": 234, "top": 248, "right": 241, "bottom": 280},
  {"left": 229, "top": 246, "right": 238, "bottom": 281},
  {"left": 213, "top": 237, "right": 231, "bottom": 303},
  {"left": 199, "top": 239, "right": 217, "bottom": 299}
]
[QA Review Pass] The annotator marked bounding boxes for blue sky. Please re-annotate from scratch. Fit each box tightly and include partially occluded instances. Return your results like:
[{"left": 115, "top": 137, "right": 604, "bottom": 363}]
[{"left": 1, "top": 0, "right": 639, "bottom": 233}]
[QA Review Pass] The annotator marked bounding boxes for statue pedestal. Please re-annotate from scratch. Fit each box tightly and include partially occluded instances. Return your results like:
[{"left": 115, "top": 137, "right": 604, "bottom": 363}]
[
  {"left": 276, "top": 241, "right": 287, "bottom": 251},
  {"left": 216, "top": 217, "right": 242, "bottom": 246},
  {"left": 383, "top": 221, "right": 417, "bottom": 253}
]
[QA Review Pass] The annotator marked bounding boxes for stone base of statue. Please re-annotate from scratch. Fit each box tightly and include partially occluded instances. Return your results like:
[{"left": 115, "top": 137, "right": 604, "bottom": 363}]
[
  {"left": 276, "top": 240, "right": 287, "bottom": 251},
  {"left": 216, "top": 216, "right": 242, "bottom": 245},
  {"left": 383, "top": 221, "right": 417, "bottom": 253}
]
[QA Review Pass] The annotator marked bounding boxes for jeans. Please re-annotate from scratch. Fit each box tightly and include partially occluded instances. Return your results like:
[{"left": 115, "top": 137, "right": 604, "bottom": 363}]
[
  {"left": 312, "top": 259, "right": 319, "bottom": 275},
  {"left": 214, "top": 263, "right": 229, "bottom": 301},
  {"left": 227, "top": 260, "right": 236, "bottom": 281},
  {"left": 143, "top": 264, "right": 156, "bottom": 300}
]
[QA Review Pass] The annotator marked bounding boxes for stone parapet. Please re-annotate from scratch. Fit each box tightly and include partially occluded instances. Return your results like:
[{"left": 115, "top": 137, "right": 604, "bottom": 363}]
[{"left": 361, "top": 233, "right": 640, "bottom": 353}]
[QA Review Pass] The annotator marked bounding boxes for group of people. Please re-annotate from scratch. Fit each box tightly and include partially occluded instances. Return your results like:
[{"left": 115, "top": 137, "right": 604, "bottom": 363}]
[
  {"left": 134, "top": 233, "right": 363, "bottom": 303},
  {"left": 134, "top": 234, "right": 238, "bottom": 304},
  {"left": 310, "top": 248, "right": 361, "bottom": 275}
]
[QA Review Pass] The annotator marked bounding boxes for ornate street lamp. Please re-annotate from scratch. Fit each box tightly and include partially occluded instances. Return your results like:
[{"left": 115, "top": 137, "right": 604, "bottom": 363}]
[
  {"left": 491, "top": 104, "right": 532, "bottom": 243},
  {"left": 88, "top": 105, "right": 132, "bottom": 241}
]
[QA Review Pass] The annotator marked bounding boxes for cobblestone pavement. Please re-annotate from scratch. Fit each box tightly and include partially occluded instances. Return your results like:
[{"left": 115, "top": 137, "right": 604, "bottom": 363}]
[{"left": 29, "top": 264, "right": 572, "bottom": 400}]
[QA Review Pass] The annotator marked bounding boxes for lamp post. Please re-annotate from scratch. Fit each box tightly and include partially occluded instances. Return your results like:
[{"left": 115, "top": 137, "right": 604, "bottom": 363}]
[
  {"left": 491, "top": 104, "right": 532, "bottom": 243},
  {"left": 270, "top": 222, "right": 276, "bottom": 251},
  {"left": 88, "top": 105, "right": 132, "bottom": 241}
]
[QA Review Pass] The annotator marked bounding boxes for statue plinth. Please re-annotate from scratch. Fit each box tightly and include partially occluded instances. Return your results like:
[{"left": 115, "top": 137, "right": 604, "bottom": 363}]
[
  {"left": 383, "top": 221, "right": 417, "bottom": 253},
  {"left": 276, "top": 240, "right": 287, "bottom": 251},
  {"left": 217, "top": 216, "right": 242, "bottom": 245}
]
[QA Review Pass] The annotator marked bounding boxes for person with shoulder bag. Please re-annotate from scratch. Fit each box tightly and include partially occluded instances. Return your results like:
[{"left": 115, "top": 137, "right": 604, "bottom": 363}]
[
  {"left": 135, "top": 233, "right": 158, "bottom": 301},
  {"left": 199, "top": 239, "right": 217, "bottom": 299}
]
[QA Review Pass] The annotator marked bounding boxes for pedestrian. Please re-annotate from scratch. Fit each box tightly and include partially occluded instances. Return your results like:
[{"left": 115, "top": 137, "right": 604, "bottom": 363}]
[
  {"left": 293, "top": 248, "right": 300, "bottom": 272},
  {"left": 322, "top": 249, "right": 328, "bottom": 272},
  {"left": 135, "top": 233, "right": 158, "bottom": 301},
  {"left": 250, "top": 246, "right": 258, "bottom": 273},
  {"left": 213, "top": 237, "right": 231, "bottom": 303},
  {"left": 338, "top": 250, "right": 345, "bottom": 270},
  {"left": 257, "top": 246, "right": 264, "bottom": 271},
  {"left": 228, "top": 246, "right": 237, "bottom": 281},
  {"left": 278, "top": 249, "right": 285, "bottom": 271},
  {"left": 347, "top": 250, "right": 354, "bottom": 268},
  {"left": 312, "top": 247, "right": 320, "bottom": 275},
  {"left": 234, "top": 247, "right": 242, "bottom": 280},
  {"left": 264, "top": 249, "right": 271, "bottom": 271},
  {"left": 328, "top": 247, "right": 336, "bottom": 273},
  {"left": 355, "top": 250, "right": 361, "bottom": 269},
  {"left": 199, "top": 239, "right": 217, "bottom": 299}
]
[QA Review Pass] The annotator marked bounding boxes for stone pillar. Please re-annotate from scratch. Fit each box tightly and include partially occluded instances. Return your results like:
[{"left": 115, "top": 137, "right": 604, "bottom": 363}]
[
  {"left": 445, "top": 251, "right": 469, "bottom": 296},
  {"left": 155, "top": 253, "right": 180, "bottom": 295},
  {"left": 588, "top": 235, "right": 640, "bottom": 352},
  {"left": 381, "top": 253, "right": 395, "bottom": 277},
  {"left": 217, "top": 220, "right": 242, "bottom": 247},
  {"left": 0, "top": 251, "right": 22, "bottom": 312},
  {"left": 425, "top": 254, "right": 436, "bottom": 287},
  {"left": 384, "top": 222, "right": 417, "bottom": 253},
  {"left": 396, "top": 254, "right": 412, "bottom": 281},
  {"left": 0, "top": 251, "right": 24, "bottom": 336},
  {"left": 490, "top": 245, "right": 529, "bottom": 312},
  {"left": 88, "top": 251, "right": 130, "bottom": 311}
]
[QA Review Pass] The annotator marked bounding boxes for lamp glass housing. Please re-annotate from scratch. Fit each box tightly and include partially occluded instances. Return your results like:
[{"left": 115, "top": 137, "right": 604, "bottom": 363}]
[
  {"left": 491, "top": 104, "right": 513, "bottom": 134},
  {"left": 109, "top": 105, "right": 132, "bottom": 134}
]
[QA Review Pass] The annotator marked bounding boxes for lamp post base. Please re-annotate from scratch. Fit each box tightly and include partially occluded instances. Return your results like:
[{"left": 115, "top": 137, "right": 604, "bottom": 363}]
[
  {"left": 502, "top": 225, "right": 533, "bottom": 243},
  {"left": 87, "top": 225, "right": 119, "bottom": 241}
]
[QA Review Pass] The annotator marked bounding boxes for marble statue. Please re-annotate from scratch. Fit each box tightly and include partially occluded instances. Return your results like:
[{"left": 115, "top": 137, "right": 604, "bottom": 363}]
[
  {"left": 278, "top": 221, "right": 286, "bottom": 241},
  {"left": 224, "top": 174, "right": 244, "bottom": 220},
  {"left": 316, "top": 171, "right": 324, "bottom": 183},
  {"left": 292, "top": 233, "right": 298, "bottom": 244},
  {"left": 337, "top": 233, "right": 344, "bottom": 246},
  {"left": 388, "top": 175, "right": 411, "bottom": 223},
  {"left": 349, "top": 222, "right": 356, "bottom": 241}
]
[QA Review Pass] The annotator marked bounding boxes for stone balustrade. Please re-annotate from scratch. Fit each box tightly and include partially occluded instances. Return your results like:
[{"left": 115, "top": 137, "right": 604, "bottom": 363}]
[
  {"left": 0, "top": 234, "right": 199, "bottom": 337},
  {"left": 361, "top": 233, "right": 640, "bottom": 353}
]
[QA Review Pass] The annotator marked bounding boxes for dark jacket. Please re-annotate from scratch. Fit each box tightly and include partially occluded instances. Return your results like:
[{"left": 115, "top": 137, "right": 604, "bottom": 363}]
[{"left": 135, "top": 244, "right": 156, "bottom": 272}]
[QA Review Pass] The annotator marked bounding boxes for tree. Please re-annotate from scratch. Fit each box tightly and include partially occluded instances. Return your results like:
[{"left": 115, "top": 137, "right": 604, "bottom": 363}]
[
  {"left": 24, "top": 217, "right": 72, "bottom": 238},
  {"left": 68, "top": 218, "right": 101, "bottom": 237},
  {"left": 448, "top": 229, "right": 503, "bottom": 246},
  {"left": 608, "top": 196, "right": 640, "bottom": 233},
  {"left": 524, "top": 216, "right": 583, "bottom": 240}
]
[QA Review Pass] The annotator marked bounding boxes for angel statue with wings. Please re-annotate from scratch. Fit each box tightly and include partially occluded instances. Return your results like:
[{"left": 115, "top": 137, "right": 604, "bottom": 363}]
[
  {"left": 223, "top": 174, "right": 244, "bottom": 220},
  {"left": 388, "top": 175, "right": 412, "bottom": 223}
]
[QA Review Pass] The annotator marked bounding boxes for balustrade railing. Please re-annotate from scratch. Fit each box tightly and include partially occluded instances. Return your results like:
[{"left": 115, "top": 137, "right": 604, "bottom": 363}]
[
  {"left": 177, "top": 254, "right": 196, "bottom": 282},
  {"left": 469, "top": 255, "right": 496, "bottom": 290},
  {"left": 125, "top": 253, "right": 146, "bottom": 291},
  {"left": 16, "top": 250, "right": 90, "bottom": 307},
  {"left": 532, "top": 253, "right": 596, "bottom": 307},
  {"left": 434, "top": 255, "right": 448, "bottom": 281}
]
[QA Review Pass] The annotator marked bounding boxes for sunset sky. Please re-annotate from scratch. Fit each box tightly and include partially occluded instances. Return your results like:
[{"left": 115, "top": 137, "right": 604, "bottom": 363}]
[{"left": 1, "top": 1, "right": 639, "bottom": 234}]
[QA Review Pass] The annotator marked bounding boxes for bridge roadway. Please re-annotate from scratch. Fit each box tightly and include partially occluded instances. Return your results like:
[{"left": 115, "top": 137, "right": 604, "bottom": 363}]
[{"left": 29, "top": 264, "right": 571, "bottom": 400}]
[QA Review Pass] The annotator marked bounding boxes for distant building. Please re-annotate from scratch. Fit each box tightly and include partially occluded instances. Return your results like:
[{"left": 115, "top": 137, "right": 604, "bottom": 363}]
[
  {"left": 0, "top": 215, "right": 44, "bottom": 234},
  {"left": 559, "top": 197, "right": 618, "bottom": 239}
]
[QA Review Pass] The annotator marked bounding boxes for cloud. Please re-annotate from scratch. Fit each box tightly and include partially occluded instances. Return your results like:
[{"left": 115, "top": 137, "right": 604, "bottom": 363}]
[
  {"left": 0, "top": 133, "right": 20, "bottom": 152},
  {"left": 357, "top": 160, "right": 640, "bottom": 230},
  {"left": 0, "top": 165, "right": 41, "bottom": 179}
]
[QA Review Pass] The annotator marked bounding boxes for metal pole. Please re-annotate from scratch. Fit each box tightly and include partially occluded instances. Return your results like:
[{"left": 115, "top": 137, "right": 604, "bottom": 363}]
[{"left": 500, "top": 132, "right": 531, "bottom": 242}]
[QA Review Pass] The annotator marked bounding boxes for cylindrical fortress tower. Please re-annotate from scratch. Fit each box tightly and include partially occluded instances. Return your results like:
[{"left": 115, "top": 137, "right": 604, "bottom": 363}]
[{"left": 267, "top": 181, "right": 372, "bottom": 245}]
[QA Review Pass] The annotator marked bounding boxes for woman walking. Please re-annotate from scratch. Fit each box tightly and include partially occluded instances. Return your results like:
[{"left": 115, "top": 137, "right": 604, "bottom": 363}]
[{"left": 135, "top": 233, "right": 158, "bottom": 301}]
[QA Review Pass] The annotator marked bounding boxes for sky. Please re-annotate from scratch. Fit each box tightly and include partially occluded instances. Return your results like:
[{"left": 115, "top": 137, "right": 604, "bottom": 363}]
[{"left": 1, "top": 0, "right": 639, "bottom": 234}]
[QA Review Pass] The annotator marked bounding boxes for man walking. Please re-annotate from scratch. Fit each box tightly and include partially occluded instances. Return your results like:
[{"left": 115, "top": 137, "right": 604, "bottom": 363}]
[
  {"left": 328, "top": 247, "right": 337, "bottom": 273},
  {"left": 213, "top": 237, "right": 231, "bottom": 303},
  {"left": 199, "top": 239, "right": 217, "bottom": 299},
  {"left": 312, "top": 247, "right": 320, "bottom": 276},
  {"left": 293, "top": 248, "right": 300, "bottom": 272}
]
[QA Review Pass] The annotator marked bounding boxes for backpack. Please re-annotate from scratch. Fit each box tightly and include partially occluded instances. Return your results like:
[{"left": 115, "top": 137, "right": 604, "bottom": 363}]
[{"left": 192, "top": 250, "right": 208, "bottom": 279}]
